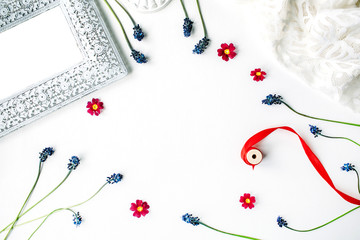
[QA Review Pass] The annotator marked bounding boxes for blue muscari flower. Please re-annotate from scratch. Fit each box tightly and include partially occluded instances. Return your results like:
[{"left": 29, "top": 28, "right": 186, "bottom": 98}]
[
  {"left": 309, "top": 125, "right": 322, "bottom": 138},
  {"left": 277, "top": 216, "right": 288, "bottom": 228},
  {"left": 39, "top": 147, "right": 55, "bottom": 162},
  {"left": 73, "top": 212, "right": 82, "bottom": 226},
  {"left": 106, "top": 173, "right": 123, "bottom": 184},
  {"left": 193, "top": 37, "right": 210, "bottom": 54},
  {"left": 67, "top": 156, "right": 80, "bottom": 170},
  {"left": 131, "top": 49, "right": 147, "bottom": 64},
  {"left": 341, "top": 163, "right": 355, "bottom": 172},
  {"left": 183, "top": 18, "right": 193, "bottom": 37},
  {"left": 182, "top": 213, "right": 200, "bottom": 226},
  {"left": 262, "top": 94, "right": 283, "bottom": 105},
  {"left": 133, "top": 24, "right": 145, "bottom": 41}
]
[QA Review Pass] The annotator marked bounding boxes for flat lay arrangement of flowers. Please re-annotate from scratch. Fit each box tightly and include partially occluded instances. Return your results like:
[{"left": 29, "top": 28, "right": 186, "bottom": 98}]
[{"left": 1, "top": 1, "right": 360, "bottom": 240}]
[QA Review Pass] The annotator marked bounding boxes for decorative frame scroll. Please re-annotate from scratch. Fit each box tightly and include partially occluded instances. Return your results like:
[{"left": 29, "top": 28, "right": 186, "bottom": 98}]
[
  {"left": 0, "top": 0, "right": 127, "bottom": 138},
  {"left": 126, "top": 0, "right": 172, "bottom": 12}
]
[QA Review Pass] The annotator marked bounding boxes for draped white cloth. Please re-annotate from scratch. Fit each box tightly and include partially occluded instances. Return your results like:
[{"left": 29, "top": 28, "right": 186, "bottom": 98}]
[{"left": 244, "top": 0, "right": 360, "bottom": 112}]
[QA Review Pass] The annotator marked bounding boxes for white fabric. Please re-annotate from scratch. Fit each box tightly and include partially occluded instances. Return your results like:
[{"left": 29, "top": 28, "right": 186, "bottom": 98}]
[{"left": 256, "top": 0, "right": 360, "bottom": 112}]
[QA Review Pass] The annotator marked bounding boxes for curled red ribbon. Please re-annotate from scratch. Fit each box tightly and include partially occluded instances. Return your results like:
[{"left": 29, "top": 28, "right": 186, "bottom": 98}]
[{"left": 241, "top": 126, "right": 360, "bottom": 205}]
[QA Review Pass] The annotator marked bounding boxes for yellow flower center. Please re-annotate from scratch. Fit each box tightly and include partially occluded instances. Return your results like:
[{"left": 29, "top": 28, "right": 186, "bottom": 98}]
[
  {"left": 245, "top": 198, "right": 251, "bottom": 204},
  {"left": 256, "top": 72, "right": 262, "bottom": 76},
  {"left": 224, "top": 49, "right": 230, "bottom": 55},
  {"left": 137, "top": 206, "right": 143, "bottom": 212},
  {"left": 92, "top": 104, "right": 98, "bottom": 110}
]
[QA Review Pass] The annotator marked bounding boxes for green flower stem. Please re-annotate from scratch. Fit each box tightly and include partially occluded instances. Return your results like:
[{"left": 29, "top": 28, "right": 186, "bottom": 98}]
[
  {"left": 22, "top": 171, "right": 72, "bottom": 217},
  {"left": 354, "top": 169, "right": 360, "bottom": 194},
  {"left": 319, "top": 133, "right": 360, "bottom": 147},
  {"left": 284, "top": 205, "right": 360, "bottom": 232},
  {"left": 67, "top": 182, "right": 108, "bottom": 208},
  {"left": 103, "top": 0, "right": 133, "bottom": 50},
  {"left": 15, "top": 183, "right": 108, "bottom": 228},
  {"left": 281, "top": 101, "right": 360, "bottom": 127},
  {"left": 1, "top": 171, "right": 73, "bottom": 235},
  {"left": 27, "top": 208, "right": 75, "bottom": 240},
  {"left": 4, "top": 161, "right": 43, "bottom": 240},
  {"left": 196, "top": 0, "right": 207, "bottom": 37},
  {"left": 113, "top": 0, "right": 136, "bottom": 26},
  {"left": 199, "top": 222, "right": 260, "bottom": 240},
  {"left": 180, "top": 0, "right": 189, "bottom": 18}
]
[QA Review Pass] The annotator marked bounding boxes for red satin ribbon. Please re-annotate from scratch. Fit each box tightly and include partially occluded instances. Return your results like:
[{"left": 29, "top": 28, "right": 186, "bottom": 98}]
[{"left": 241, "top": 126, "right": 360, "bottom": 205}]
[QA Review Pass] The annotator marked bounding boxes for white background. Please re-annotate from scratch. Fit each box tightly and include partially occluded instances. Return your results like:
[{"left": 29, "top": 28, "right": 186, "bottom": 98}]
[{"left": 1, "top": 0, "right": 360, "bottom": 240}]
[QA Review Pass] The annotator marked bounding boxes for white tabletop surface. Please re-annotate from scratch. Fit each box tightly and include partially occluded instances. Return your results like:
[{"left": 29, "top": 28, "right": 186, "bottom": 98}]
[{"left": 1, "top": 0, "right": 360, "bottom": 240}]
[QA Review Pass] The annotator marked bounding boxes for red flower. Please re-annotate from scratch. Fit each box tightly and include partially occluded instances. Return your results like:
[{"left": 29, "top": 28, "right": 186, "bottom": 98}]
[
  {"left": 86, "top": 98, "right": 104, "bottom": 116},
  {"left": 250, "top": 68, "right": 266, "bottom": 81},
  {"left": 130, "top": 200, "right": 150, "bottom": 218},
  {"left": 240, "top": 193, "right": 256, "bottom": 209},
  {"left": 217, "top": 43, "right": 236, "bottom": 61}
]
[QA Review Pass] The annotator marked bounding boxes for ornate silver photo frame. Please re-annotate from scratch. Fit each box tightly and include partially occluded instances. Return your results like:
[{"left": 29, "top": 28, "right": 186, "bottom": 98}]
[{"left": 0, "top": 0, "right": 127, "bottom": 138}]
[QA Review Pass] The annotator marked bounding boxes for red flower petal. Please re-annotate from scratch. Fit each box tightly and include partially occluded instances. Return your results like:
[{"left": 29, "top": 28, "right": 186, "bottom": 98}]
[
  {"left": 136, "top": 200, "right": 142, "bottom": 206},
  {"left": 229, "top": 52, "right": 236, "bottom": 59},
  {"left": 141, "top": 209, "right": 149, "bottom": 216},
  {"left": 221, "top": 43, "right": 229, "bottom": 49},
  {"left": 222, "top": 55, "right": 229, "bottom": 61},
  {"left": 133, "top": 211, "right": 141, "bottom": 218},
  {"left": 87, "top": 109, "right": 94, "bottom": 115},
  {"left": 228, "top": 43, "right": 235, "bottom": 51},
  {"left": 250, "top": 196, "right": 256, "bottom": 203},
  {"left": 130, "top": 203, "right": 137, "bottom": 211}
]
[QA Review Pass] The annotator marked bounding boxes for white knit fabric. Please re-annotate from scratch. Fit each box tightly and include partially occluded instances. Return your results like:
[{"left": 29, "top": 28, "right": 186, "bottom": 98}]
[{"left": 251, "top": 0, "right": 360, "bottom": 112}]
